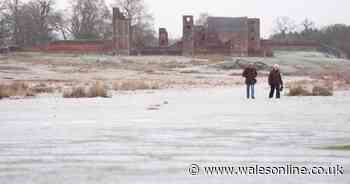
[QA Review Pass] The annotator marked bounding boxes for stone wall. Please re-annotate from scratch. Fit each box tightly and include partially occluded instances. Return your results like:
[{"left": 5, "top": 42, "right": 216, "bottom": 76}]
[
  {"left": 112, "top": 8, "right": 130, "bottom": 55},
  {"left": 159, "top": 28, "right": 169, "bottom": 47},
  {"left": 182, "top": 15, "right": 194, "bottom": 56},
  {"left": 248, "top": 18, "right": 261, "bottom": 53}
]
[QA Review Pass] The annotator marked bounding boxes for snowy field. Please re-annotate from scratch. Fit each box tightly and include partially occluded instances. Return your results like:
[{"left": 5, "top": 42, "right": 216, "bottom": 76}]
[{"left": 0, "top": 85, "right": 349, "bottom": 183}]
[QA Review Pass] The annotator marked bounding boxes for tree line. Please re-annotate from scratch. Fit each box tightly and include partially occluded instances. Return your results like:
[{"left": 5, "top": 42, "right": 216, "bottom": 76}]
[
  {"left": 271, "top": 17, "right": 350, "bottom": 58},
  {"left": 0, "top": 0, "right": 157, "bottom": 48}
]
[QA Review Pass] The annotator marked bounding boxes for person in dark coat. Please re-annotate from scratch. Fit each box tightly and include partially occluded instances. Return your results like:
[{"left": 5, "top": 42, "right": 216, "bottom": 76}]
[
  {"left": 268, "top": 64, "right": 284, "bottom": 99},
  {"left": 242, "top": 63, "right": 257, "bottom": 99}
]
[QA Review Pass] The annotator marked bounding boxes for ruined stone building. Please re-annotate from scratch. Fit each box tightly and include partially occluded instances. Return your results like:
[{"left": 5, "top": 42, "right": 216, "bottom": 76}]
[
  {"left": 159, "top": 28, "right": 169, "bottom": 47},
  {"left": 112, "top": 8, "right": 131, "bottom": 55},
  {"left": 177, "top": 15, "right": 319, "bottom": 56},
  {"left": 182, "top": 16, "right": 195, "bottom": 56},
  {"left": 34, "top": 7, "right": 320, "bottom": 56},
  {"left": 181, "top": 15, "right": 262, "bottom": 56}
]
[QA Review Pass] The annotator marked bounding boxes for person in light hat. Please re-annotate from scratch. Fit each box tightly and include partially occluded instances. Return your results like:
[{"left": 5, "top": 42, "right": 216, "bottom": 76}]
[{"left": 268, "top": 64, "right": 284, "bottom": 99}]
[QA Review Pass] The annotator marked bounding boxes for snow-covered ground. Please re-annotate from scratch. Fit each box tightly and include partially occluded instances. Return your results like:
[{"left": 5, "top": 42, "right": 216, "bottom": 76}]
[{"left": 0, "top": 85, "right": 349, "bottom": 183}]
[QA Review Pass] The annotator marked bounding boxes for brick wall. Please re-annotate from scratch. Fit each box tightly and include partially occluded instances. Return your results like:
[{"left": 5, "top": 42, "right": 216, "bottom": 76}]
[
  {"left": 261, "top": 40, "right": 320, "bottom": 50},
  {"left": 30, "top": 40, "right": 113, "bottom": 53}
]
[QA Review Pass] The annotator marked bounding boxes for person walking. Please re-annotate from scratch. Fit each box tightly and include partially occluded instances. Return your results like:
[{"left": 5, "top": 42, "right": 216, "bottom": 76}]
[
  {"left": 268, "top": 64, "right": 284, "bottom": 99},
  {"left": 242, "top": 63, "right": 257, "bottom": 99}
]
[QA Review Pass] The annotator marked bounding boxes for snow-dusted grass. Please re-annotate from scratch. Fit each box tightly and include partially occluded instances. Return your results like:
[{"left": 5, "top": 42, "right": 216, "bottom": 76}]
[
  {"left": 230, "top": 50, "right": 350, "bottom": 75},
  {"left": 288, "top": 85, "right": 333, "bottom": 96},
  {"left": 113, "top": 80, "right": 161, "bottom": 91},
  {"left": 63, "top": 81, "right": 109, "bottom": 98},
  {"left": 0, "top": 82, "right": 36, "bottom": 99}
]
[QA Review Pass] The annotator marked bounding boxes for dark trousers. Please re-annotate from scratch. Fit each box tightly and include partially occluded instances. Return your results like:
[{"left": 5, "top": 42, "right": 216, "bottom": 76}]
[{"left": 269, "top": 85, "right": 281, "bottom": 99}]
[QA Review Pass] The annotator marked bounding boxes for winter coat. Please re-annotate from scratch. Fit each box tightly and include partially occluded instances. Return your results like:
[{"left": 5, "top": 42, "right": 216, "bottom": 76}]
[
  {"left": 242, "top": 67, "right": 257, "bottom": 85},
  {"left": 268, "top": 69, "right": 283, "bottom": 86}
]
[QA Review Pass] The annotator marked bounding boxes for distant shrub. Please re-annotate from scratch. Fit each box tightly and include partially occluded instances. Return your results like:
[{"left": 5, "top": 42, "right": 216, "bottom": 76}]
[
  {"left": 87, "top": 81, "right": 108, "bottom": 98},
  {"left": 288, "top": 85, "right": 333, "bottom": 96},
  {"left": 0, "top": 85, "right": 10, "bottom": 99},
  {"left": 326, "top": 144, "right": 350, "bottom": 151},
  {"left": 0, "top": 82, "right": 36, "bottom": 99},
  {"left": 288, "top": 86, "right": 312, "bottom": 96},
  {"left": 63, "top": 82, "right": 109, "bottom": 98},
  {"left": 144, "top": 69, "right": 155, "bottom": 74},
  {"left": 180, "top": 70, "right": 200, "bottom": 74},
  {"left": 312, "top": 86, "right": 333, "bottom": 96},
  {"left": 32, "top": 83, "right": 55, "bottom": 94},
  {"left": 113, "top": 80, "right": 160, "bottom": 91},
  {"left": 63, "top": 86, "right": 86, "bottom": 98},
  {"left": 0, "top": 86, "right": 9, "bottom": 99}
]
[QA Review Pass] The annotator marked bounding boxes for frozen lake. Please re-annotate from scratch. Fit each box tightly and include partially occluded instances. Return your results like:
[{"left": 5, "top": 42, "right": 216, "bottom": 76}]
[{"left": 0, "top": 86, "right": 349, "bottom": 183}]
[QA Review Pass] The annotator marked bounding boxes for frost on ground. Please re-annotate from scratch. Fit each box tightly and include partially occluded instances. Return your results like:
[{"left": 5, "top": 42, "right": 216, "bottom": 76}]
[
  {"left": 0, "top": 86, "right": 350, "bottom": 184},
  {"left": 0, "top": 51, "right": 350, "bottom": 183},
  {"left": 1, "top": 51, "right": 350, "bottom": 92},
  {"left": 1, "top": 50, "right": 350, "bottom": 100}
]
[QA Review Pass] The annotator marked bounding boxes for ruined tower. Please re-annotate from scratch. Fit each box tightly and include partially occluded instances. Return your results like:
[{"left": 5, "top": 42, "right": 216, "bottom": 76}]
[
  {"left": 159, "top": 28, "right": 169, "bottom": 47},
  {"left": 248, "top": 18, "right": 261, "bottom": 55},
  {"left": 182, "top": 15, "right": 194, "bottom": 56},
  {"left": 112, "top": 7, "right": 130, "bottom": 55}
]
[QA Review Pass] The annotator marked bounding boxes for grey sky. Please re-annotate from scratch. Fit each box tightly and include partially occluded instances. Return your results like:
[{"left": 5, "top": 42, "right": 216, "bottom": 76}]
[{"left": 57, "top": 0, "right": 350, "bottom": 39}]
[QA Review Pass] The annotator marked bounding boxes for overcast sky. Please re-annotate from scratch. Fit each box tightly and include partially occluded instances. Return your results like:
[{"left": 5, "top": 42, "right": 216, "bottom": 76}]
[{"left": 57, "top": 0, "right": 350, "bottom": 39}]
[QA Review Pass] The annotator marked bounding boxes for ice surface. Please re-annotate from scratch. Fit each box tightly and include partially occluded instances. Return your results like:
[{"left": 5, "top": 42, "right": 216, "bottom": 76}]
[{"left": 0, "top": 86, "right": 349, "bottom": 183}]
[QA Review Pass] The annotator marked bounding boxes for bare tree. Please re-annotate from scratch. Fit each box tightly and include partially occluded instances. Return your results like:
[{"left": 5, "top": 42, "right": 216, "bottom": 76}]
[
  {"left": 113, "top": 0, "right": 143, "bottom": 25},
  {"left": 0, "top": 0, "right": 63, "bottom": 47},
  {"left": 132, "top": 18, "right": 156, "bottom": 49},
  {"left": 273, "top": 16, "right": 296, "bottom": 39},
  {"left": 321, "top": 24, "right": 350, "bottom": 58},
  {"left": 2, "top": 0, "right": 21, "bottom": 45},
  {"left": 49, "top": 11, "right": 69, "bottom": 40},
  {"left": 301, "top": 18, "right": 315, "bottom": 32},
  {"left": 19, "top": 0, "right": 64, "bottom": 46},
  {"left": 0, "top": 0, "right": 8, "bottom": 46},
  {"left": 299, "top": 18, "right": 316, "bottom": 40},
  {"left": 22, "top": 0, "right": 54, "bottom": 44},
  {"left": 69, "top": 0, "right": 111, "bottom": 40}
]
